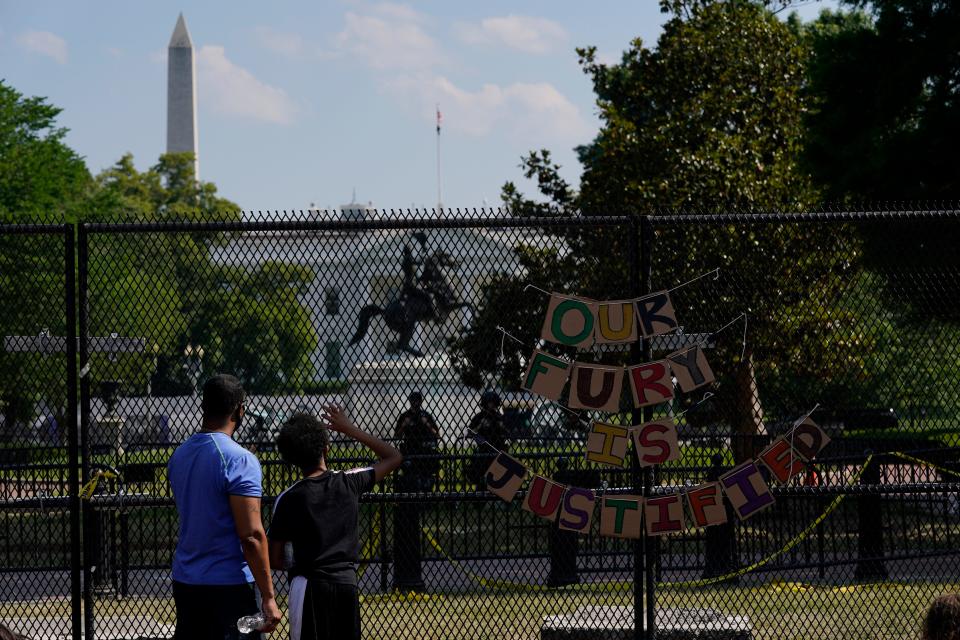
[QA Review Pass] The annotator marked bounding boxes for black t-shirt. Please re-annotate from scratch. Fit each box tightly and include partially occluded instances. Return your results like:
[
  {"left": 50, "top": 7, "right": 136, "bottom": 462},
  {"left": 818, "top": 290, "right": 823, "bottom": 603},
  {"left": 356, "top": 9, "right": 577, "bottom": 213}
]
[{"left": 268, "top": 468, "right": 376, "bottom": 585}]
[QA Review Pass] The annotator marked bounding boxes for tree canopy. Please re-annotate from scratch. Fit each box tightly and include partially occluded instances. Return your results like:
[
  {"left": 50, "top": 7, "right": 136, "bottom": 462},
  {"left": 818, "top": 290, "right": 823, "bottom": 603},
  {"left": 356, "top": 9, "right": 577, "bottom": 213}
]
[
  {"left": 0, "top": 81, "right": 317, "bottom": 437},
  {"left": 804, "top": 0, "right": 960, "bottom": 320},
  {"left": 454, "top": 1, "right": 861, "bottom": 426}
]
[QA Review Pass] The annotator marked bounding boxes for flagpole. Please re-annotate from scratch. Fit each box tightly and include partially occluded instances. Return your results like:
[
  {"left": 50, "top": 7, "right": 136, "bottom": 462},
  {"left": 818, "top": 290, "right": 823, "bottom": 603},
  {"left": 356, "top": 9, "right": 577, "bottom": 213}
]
[{"left": 436, "top": 104, "right": 442, "bottom": 214}]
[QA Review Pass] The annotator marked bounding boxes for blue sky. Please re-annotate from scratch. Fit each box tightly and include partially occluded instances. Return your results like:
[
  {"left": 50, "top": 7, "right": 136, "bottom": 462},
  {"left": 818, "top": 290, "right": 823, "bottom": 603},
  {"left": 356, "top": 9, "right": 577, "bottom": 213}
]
[{"left": 1, "top": 1, "right": 834, "bottom": 211}]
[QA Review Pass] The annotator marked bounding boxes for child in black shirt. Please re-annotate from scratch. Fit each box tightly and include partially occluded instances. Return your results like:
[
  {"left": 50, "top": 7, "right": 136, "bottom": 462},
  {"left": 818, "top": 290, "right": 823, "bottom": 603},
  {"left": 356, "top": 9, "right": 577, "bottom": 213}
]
[{"left": 269, "top": 405, "right": 402, "bottom": 640}]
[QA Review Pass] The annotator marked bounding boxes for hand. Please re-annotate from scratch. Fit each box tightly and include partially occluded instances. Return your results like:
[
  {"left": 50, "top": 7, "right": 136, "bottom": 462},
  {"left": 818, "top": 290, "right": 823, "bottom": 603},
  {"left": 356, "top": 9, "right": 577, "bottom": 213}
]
[
  {"left": 320, "top": 404, "right": 357, "bottom": 435},
  {"left": 261, "top": 596, "right": 281, "bottom": 633}
]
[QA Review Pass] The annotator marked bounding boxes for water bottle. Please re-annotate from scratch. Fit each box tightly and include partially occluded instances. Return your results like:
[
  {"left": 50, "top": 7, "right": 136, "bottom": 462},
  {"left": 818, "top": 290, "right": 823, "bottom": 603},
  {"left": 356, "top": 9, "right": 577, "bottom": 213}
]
[{"left": 237, "top": 613, "right": 266, "bottom": 634}]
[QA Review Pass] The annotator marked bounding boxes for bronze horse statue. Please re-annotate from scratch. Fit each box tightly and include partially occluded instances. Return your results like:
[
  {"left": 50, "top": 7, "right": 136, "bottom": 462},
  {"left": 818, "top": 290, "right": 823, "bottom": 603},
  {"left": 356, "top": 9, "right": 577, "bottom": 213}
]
[{"left": 349, "top": 239, "right": 473, "bottom": 356}]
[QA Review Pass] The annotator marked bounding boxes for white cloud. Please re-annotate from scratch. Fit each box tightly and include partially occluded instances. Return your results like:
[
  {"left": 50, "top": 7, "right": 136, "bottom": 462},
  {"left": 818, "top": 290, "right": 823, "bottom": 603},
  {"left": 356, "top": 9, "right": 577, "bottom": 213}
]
[
  {"left": 456, "top": 15, "right": 567, "bottom": 55},
  {"left": 197, "top": 45, "right": 298, "bottom": 124},
  {"left": 254, "top": 25, "right": 341, "bottom": 61},
  {"left": 335, "top": 3, "right": 439, "bottom": 70},
  {"left": 16, "top": 30, "right": 67, "bottom": 64},
  {"left": 387, "top": 73, "right": 591, "bottom": 141},
  {"left": 254, "top": 26, "right": 306, "bottom": 59}
]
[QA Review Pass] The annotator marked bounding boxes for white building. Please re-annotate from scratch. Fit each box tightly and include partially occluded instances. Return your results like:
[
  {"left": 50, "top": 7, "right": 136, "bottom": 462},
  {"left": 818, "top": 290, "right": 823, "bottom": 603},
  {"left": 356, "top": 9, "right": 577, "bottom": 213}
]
[{"left": 210, "top": 208, "right": 553, "bottom": 383}]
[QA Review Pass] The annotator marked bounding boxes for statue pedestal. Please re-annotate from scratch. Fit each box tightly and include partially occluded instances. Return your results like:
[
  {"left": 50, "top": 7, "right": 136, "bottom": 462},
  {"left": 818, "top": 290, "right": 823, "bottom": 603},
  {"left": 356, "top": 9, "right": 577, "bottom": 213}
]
[{"left": 345, "top": 353, "right": 476, "bottom": 445}]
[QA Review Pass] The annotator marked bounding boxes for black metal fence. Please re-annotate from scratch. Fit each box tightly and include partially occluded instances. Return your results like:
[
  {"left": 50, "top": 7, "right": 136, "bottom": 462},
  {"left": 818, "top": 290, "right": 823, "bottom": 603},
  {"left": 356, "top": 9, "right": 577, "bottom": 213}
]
[{"left": 1, "top": 209, "right": 959, "bottom": 639}]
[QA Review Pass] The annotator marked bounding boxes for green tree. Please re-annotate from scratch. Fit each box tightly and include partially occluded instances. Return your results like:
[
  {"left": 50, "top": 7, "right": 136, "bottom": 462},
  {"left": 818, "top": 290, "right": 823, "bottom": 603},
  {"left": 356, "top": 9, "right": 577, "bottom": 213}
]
[
  {"left": 0, "top": 81, "right": 90, "bottom": 221},
  {"left": 0, "top": 81, "right": 90, "bottom": 433},
  {"left": 805, "top": 1, "right": 959, "bottom": 201},
  {"left": 454, "top": 1, "right": 862, "bottom": 428},
  {"left": 804, "top": 0, "right": 960, "bottom": 319},
  {"left": 88, "top": 154, "right": 318, "bottom": 396},
  {"left": 0, "top": 82, "right": 318, "bottom": 441}
]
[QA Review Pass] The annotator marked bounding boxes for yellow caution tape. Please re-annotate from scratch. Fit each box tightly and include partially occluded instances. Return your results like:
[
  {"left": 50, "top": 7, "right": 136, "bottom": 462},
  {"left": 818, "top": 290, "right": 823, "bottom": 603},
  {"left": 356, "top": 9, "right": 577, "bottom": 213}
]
[
  {"left": 360, "top": 591, "right": 440, "bottom": 603},
  {"left": 78, "top": 470, "right": 118, "bottom": 500},
  {"left": 891, "top": 451, "right": 960, "bottom": 479},
  {"left": 420, "top": 455, "right": 875, "bottom": 592},
  {"left": 660, "top": 454, "right": 873, "bottom": 588}
]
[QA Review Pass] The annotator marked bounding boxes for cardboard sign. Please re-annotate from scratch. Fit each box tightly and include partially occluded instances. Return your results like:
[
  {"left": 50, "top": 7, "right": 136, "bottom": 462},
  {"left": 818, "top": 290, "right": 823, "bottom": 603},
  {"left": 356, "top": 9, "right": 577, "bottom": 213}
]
[
  {"left": 667, "top": 345, "right": 715, "bottom": 393},
  {"left": 599, "top": 495, "right": 643, "bottom": 538},
  {"left": 484, "top": 453, "right": 527, "bottom": 503},
  {"left": 522, "top": 349, "right": 571, "bottom": 401},
  {"left": 557, "top": 486, "right": 596, "bottom": 533},
  {"left": 757, "top": 437, "right": 805, "bottom": 484},
  {"left": 685, "top": 482, "right": 727, "bottom": 528},
  {"left": 720, "top": 461, "right": 775, "bottom": 520},
  {"left": 585, "top": 422, "right": 630, "bottom": 467},
  {"left": 541, "top": 294, "right": 598, "bottom": 348},
  {"left": 626, "top": 361, "right": 675, "bottom": 408},
  {"left": 788, "top": 418, "right": 831, "bottom": 461},
  {"left": 569, "top": 363, "right": 624, "bottom": 413},
  {"left": 632, "top": 419, "right": 680, "bottom": 467},
  {"left": 595, "top": 301, "right": 638, "bottom": 344},
  {"left": 522, "top": 476, "right": 565, "bottom": 522},
  {"left": 636, "top": 291, "right": 679, "bottom": 337},
  {"left": 644, "top": 493, "right": 685, "bottom": 535}
]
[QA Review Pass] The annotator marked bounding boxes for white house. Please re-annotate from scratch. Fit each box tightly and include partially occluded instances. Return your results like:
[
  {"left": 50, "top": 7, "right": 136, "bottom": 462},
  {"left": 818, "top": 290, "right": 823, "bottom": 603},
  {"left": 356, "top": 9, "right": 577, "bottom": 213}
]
[{"left": 210, "top": 209, "right": 555, "bottom": 383}]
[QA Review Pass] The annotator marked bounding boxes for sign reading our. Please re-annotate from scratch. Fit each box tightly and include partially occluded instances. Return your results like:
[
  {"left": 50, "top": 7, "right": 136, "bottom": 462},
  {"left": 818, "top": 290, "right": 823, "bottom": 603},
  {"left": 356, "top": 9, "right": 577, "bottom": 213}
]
[
  {"left": 540, "top": 292, "right": 679, "bottom": 348},
  {"left": 483, "top": 286, "right": 826, "bottom": 539}
]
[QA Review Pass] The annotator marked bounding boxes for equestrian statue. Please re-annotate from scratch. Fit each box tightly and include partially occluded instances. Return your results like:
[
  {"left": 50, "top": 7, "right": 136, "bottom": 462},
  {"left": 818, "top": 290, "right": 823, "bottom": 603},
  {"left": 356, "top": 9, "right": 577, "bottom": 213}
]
[{"left": 349, "top": 233, "right": 473, "bottom": 356}]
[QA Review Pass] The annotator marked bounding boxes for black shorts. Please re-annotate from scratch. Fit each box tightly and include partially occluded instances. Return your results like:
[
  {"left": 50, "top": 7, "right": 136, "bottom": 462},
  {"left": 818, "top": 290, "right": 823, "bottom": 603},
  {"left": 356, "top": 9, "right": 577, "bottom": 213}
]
[
  {"left": 172, "top": 580, "right": 260, "bottom": 640},
  {"left": 289, "top": 577, "right": 361, "bottom": 640}
]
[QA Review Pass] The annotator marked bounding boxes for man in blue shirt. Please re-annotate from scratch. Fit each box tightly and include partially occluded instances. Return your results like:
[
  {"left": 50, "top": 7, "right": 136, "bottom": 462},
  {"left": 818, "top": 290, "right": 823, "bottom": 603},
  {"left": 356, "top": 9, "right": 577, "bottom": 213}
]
[{"left": 169, "top": 374, "right": 281, "bottom": 638}]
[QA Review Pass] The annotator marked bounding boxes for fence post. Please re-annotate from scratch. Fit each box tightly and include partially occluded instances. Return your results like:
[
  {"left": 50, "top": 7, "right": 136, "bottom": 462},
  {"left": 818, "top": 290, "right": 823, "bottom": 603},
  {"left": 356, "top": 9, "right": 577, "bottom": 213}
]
[
  {"left": 549, "top": 457, "right": 579, "bottom": 587},
  {"left": 854, "top": 450, "right": 888, "bottom": 581},
  {"left": 703, "top": 454, "right": 738, "bottom": 580},
  {"left": 392, "top": 470, "right": 425, "bottom": 591},
  {"left": 632, "top": 215, "right": 656, "bottom": 639},
  {"left": 379, "top": 502, "right": 389, "bottom": 592},
  {"left": 65, "top": 223, "right": 83, "bottom": 640},
  {"left": 78, "top": 222, "right": 95, "bottom": 640}
]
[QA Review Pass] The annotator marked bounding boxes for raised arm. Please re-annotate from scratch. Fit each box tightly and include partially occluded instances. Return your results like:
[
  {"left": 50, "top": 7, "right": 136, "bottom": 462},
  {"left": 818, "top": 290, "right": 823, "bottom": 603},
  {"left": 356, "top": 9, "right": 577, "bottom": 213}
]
[{"left": 321, "top": 405, "right": 403, "bottom": 483}]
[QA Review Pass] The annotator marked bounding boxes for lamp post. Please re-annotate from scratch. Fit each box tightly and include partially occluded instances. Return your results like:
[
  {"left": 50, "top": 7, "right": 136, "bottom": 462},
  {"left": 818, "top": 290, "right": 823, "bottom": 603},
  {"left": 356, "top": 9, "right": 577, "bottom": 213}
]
[{"left": 183, "top": 343, "right": 204, "bottom": 396}]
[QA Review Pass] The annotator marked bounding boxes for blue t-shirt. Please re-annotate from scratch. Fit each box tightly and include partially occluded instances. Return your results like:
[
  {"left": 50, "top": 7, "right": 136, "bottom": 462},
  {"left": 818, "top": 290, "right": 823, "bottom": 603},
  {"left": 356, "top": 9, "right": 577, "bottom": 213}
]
[{"left": 169, "top": 432, "right": 263, "bottom": 585}]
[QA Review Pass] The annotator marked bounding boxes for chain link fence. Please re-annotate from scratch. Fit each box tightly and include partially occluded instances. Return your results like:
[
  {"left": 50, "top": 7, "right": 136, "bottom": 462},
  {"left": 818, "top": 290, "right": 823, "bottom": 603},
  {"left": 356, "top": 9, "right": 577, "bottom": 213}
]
[
  {"left": 0, "top": 223, "right": 80, "bottom": 640},
  {"left": 0, "top": 209, "right": 958, "bottom": 639}
]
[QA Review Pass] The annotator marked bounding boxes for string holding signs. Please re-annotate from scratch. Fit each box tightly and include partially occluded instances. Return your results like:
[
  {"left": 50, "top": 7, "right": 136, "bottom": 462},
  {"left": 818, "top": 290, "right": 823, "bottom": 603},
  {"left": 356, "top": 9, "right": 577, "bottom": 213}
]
[
  {"left": 482, "top": 410, "right": 828, "bottom": 538},
  {"left": 477, "top": 270, "right": 834, "bottom": 540}
]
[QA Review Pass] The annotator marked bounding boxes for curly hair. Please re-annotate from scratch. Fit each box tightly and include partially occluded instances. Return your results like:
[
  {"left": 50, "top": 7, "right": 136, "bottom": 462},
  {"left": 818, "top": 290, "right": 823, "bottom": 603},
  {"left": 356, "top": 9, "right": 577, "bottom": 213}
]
[
  {"left": 924, "top": 594, "right": 960, "bottom": 640},
  {"left": 0, "top": 623, "right": 31, "bottom": 640},
  {"left": 277, "top": 413, "right": 330, "bottom": 473}
]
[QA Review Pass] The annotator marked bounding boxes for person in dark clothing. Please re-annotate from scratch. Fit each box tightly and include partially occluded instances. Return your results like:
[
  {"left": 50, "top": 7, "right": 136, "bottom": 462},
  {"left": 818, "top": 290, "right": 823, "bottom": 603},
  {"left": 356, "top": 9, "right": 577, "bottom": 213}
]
[
  {"left": 268, "top": 406, "right": 402, "bottom": 640},
  {"left": 466, "top": 391, "right": 509, "bottom": 490},
  {"left": 394, "top": 392, "right": 440, "bottom": 491}
]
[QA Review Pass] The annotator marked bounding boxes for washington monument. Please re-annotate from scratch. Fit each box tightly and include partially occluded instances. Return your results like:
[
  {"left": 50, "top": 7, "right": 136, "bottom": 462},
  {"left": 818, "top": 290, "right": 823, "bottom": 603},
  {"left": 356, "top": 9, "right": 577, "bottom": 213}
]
[{"left": 167, "top": 13, "right": 199, "bottom": 179}]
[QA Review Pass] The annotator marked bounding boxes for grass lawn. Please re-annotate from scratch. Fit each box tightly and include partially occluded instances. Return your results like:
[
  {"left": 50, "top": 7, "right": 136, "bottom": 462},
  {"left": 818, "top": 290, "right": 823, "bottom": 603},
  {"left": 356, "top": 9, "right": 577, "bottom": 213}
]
[{"left": 3, "top": 582, "right": 956, "bottom": 640}]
